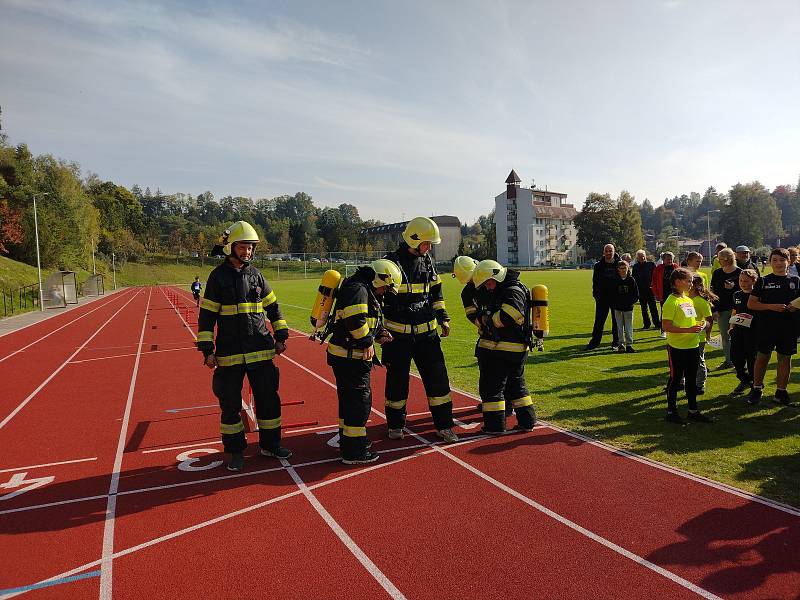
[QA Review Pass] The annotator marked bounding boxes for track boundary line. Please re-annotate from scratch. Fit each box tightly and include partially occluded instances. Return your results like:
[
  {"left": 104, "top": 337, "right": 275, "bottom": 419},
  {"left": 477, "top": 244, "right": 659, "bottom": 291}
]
[
  {"left": 0, "top": 290, "right": 144, "bottom": 430},
  {"left": 99, "top": 287, "right": 152, "bottom": 600},
  {"left": 282, "top": 458, "right": 408, "bottom": 599},
  {"left": 0, "top": 289, "right": 133, "bottom": 360},
  {"left": 280, "top": 350, "right": 726, "bottom": 600},
  {"left": 0, "top": 457, "right": 97, "bottom": 474}
]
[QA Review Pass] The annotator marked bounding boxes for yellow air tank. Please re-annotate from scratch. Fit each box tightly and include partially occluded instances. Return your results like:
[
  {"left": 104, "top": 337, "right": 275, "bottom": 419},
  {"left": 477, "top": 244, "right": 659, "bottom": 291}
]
[
  {"left": 531, "top": 284, "right": 549, "bottom": 339},
  {"left": 310, "top": 270, "right": 342, "bottom": 333}
]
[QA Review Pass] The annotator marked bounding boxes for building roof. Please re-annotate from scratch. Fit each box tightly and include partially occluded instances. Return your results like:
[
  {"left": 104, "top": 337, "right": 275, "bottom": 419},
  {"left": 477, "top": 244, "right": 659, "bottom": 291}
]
[
  {"left": 505, "top": 169, "right": 521, "bottom": 184},
  {"left": 532, "top": 205, "right": 578, "bottom": 219},
  {"left": 361, "top": 215, "right": 461, "bottom": 235}
]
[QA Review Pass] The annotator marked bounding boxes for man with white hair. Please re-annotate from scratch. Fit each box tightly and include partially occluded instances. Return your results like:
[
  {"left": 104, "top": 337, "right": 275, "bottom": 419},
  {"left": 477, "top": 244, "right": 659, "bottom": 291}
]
[
  {"left": 585, "top": 243, "right": 621, "bottom": 350},
  {"left": 632, "top": 250, "right": 660, "bottom": 330}
]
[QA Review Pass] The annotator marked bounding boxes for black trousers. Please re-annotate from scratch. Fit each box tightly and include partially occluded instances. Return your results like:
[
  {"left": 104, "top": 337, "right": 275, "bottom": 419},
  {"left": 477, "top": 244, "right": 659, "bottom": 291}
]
[
  {"left": 731, "top": 331, "right": 756, "bottom": 384},
  {"left": 639, "top": 290, "right": 660, "bottom": 328},
  {"left": 477, "top": 349, "right": 536, "bottom": 432},
  {"left": 212, "top": 361, "right": 281, "bottom": 453},
  {"left": 382, "top": 333, "right": 454, "bottom": 431},
  {"left": 330, "top": 357, "right": 373, "bottom": 460},
  {"left": 666, "top": 346, "right": 699, "bottom": 412},
  {"left": 589, "top": 298, "right": 618, "bottom": 346}
]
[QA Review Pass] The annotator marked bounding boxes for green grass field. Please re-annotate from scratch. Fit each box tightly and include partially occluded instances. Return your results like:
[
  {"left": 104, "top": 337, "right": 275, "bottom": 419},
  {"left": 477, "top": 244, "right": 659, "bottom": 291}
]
[{"left": 272, "top": 269, "right": 800, "bottom": 508}]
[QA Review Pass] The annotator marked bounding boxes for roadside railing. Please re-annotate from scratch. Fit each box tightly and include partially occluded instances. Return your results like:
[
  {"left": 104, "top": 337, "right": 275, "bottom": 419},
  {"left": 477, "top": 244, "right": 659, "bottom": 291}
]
[{"left": 1, "top": 283, "right": 40, "bottom": 317}]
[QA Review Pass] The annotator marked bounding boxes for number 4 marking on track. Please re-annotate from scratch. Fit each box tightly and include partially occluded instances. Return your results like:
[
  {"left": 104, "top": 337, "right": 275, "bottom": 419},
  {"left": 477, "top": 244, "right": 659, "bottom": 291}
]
[{"left": 0, "top": 471, "right": 55, "bottom": 501}]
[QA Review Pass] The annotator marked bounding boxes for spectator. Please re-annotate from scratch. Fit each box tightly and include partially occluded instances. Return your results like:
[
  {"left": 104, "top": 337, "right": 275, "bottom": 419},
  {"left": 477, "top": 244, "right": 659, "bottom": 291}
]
[
  {"left": 585, "top": 244, "right": 621, "bottom": 351},
  {"left": 711, "top": 243, "right": 728, "bottom": 272},
  {"left": 661, "top": 268, "right": 712, "bottom": 424},
  {"left": 730, "top": 269, "right": 759, "bottom": 395},
  {"left": 621, "top": 252, "right": 632, "bottom": 263},
  {"left": 651, "top": 252, "right": 677, "bottom": 338},
  {"left": 735, "top": 245, "right": 761, "bottom": 274},
  {"left": 710, "top": 248, "right": 741, "bottom": 370},
  {"left": 611, "top": 261, "right": 639, "bottom": 353},
  {"left": 788, "top": 247, "right": 799, "bottom": 277},
  {"left": 688, "top": 275, "right": 716, "bottom": 395},
  {"left": 632, "top": 249, "right": 660, "bottom": 330},
  {"left": 685, "top": 251, "right": 708, "bottom": 290},
  {"left": 747, "top": 248, "right": 799, "bottom": 406}
]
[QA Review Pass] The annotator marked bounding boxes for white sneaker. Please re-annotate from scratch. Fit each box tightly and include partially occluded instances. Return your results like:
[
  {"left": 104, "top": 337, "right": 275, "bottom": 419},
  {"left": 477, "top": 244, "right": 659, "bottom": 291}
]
[
  {"left": 660, "top": 332, "right": 667, "bottom": 339},
  {"left": 387, "top": 428, "right": 404, "bottom": 440},
  {"left": 436, "top": 428, "right": 459, "bottom": 443}
]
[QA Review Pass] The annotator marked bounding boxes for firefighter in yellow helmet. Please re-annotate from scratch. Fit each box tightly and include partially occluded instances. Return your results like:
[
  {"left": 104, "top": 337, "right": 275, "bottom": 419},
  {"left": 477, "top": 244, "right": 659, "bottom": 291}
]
[
  {"left": 453, "top": 255, "right": 483, "bottom": 329},
  {"left": 381, "top": 217, "right": 458, "bottom": 442},
  {"left": 326, "top": 259, "right": 401, "bottom": 464},
  {"left": 196, "top": 221, "right": 291, "bottom": 472},
  {"left": 472, "top": 259, "right": 536, "bottom": 433}
]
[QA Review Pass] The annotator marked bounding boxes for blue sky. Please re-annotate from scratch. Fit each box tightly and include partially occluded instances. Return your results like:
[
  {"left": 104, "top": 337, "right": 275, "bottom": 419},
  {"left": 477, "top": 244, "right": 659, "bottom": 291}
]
[{"left": 1, "top": 0, "right": 798, "bottom": 224}]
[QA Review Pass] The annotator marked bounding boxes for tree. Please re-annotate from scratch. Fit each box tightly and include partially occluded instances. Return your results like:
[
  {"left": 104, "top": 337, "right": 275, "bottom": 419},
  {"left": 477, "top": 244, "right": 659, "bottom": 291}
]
[
  {"left": 0, "top": 199, "right": 23, "bottom": 253},
  {"left": 616, "top": 191, "right": 644, "bottom": 254},
  {"left": 638, "top": 198, "right": 655, "bottom": 232},
  {"left": 721, "top": 182, "right": 784, "bottom": 249},
  {"left": 574, "top": 193, "right": 618, "bottom": 258},
  {"left": 772, "top": 184, "right": 799, "bottom": 237}
]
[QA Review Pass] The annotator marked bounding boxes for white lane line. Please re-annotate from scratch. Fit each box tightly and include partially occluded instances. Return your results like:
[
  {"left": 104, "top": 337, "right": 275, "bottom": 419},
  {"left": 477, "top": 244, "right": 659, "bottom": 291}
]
[
  {"left": 0, "top": 290, "right": 144, "bottom": 430},
  {"left": 99, "top": 287, "right": 152, "bottom": 600},
  {"left": 0, "top": 457, "right": 97, "bottom": 474},
  {"left": 3, "top": 448, "right": 434, "bottom": 599},
  {"left": 0, "top": 290, "right": 134, "bottom": 361},
  {"left": 282, "top": 459, "right": 408, "bottom": 600},
  {"left": 163, "top": 287, "right": 257, "bottom": 430},
  {"left": 70, "top": 346, "right": 195, "bottom": 365},
  {"left": 280, "top": 352, "right": 724, "bottom": 600}
]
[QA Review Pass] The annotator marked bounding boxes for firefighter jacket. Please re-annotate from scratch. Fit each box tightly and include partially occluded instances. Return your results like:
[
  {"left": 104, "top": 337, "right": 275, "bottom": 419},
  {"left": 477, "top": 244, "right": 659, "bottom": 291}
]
[
  {"left": 327, "top": 267, "right": 385, "bottom": 361},
  {"left": 383, "top": 243, "right": 449, "bottom": 336},
  {"left": 476, "top": 270, "right": 528, "bottom": 354},
  {"left": 196, "top": 260, "right": 289, "bottom": 367}
]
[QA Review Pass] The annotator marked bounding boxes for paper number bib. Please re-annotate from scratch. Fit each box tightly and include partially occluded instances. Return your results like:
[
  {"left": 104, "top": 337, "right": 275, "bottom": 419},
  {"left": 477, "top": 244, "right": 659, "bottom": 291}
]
[{"left": 679, "top": 302, "right": 697, "bottom": 319}]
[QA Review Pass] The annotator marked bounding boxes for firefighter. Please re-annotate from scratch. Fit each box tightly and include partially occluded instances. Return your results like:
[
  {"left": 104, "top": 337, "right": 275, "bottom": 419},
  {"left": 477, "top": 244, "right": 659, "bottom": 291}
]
[
  {"left": 453, "top": 255, "right": 481, "bottom": 328},
  {"left": 382, "top": 217, "right": 459, "bottom": 443},
  {"left": 327, "top": 259, "right": 402, "bottom": 464},
  {"left": 196, "top": 221, "right": 291, "bottom": 472},
  {"left": 472, "top": 259, "right": 536, "bottom": 434}
]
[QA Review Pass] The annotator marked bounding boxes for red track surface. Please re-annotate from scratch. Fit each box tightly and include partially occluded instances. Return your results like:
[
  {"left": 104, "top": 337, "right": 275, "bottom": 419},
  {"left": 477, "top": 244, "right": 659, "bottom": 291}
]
[{"left": 1, "top": 286, "right": 798, "bottom": 599}]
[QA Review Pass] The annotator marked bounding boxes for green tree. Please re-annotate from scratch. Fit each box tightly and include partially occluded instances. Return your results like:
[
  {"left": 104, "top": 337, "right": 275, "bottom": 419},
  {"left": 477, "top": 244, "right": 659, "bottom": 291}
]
[
  {"left": 616, "top": 190, "right": 644, "bottom": 254},
  {"left": 574, "top": 193, "right": 618, "bottom": 258},
  {"left": 721, "top": 182, "right": 784, "bottom": 249},
  {"left": 772, "top": 184, "right": 799, "bottom": 237}
]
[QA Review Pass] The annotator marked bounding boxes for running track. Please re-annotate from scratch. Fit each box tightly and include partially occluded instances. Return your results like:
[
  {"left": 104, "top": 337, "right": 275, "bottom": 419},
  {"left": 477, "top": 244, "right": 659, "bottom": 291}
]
[{"left": 0, "top": 286, "right": 798, "bottom": 599}]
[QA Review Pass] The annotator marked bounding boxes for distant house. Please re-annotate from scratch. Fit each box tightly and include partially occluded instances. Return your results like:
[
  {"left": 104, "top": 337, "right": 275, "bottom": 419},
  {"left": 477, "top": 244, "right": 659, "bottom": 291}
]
[
  {"left": 495, "top": 170, "right": 578, "bottom": 266},
  {"left": 360, "top": 216, "right": 461, "bottom": 262}
]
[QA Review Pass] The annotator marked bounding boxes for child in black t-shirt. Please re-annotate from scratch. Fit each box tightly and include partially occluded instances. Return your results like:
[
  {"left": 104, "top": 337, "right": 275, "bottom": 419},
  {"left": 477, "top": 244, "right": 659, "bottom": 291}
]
[
  {"left": 747, "top": 248, "right": 800, "bottom": 406},
  {"left": 729, "top": 269, "right": 758, "bottom": 395},
  {"left": 611, "top": 261, "right": 639, "bottom": 353}
]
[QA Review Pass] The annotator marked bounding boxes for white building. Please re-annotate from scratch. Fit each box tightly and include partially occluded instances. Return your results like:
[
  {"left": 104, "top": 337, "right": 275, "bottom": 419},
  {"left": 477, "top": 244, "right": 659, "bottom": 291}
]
[
  {"left": 361, "top": 216, "right": 461, "bottom": 262},
  {"left": 495, "top": 170, "right": 579, "bottom": 267}
]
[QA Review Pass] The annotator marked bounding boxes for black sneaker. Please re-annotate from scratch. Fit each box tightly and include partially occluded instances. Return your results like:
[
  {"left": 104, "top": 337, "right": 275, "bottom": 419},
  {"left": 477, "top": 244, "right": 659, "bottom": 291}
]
[
  {"left": 695, "top": 387, "right": 705, "bottom": 396},
  {"left": 717, "top": 361, "right": 734, "bottom": 371},
  {"left": 626, "top": 346, "right": 636, "bottom": 353},
  {"left": 617, "top": 345, "right": 626, "bottom": 353},
  {"left": 664, "top": 411, "right": 686, "bottom": 425},
  {"left": 747, "top": 388, "right": 763, "bottom": 405},
  {"left": 226, "top": 453, "right": 244, "bottom": 472},
  {"left": 584, "top": 343, "right": 599, "bottom": 351},
  {"left": 341, "top": 451, "right": 380, "bottom": 465},
  {"left": 731, "top": 381, "right": 751, "bottom": 396},
  {"left": 260, "top": 446, "right": 293, "bottom": 459},
  {"left": 687, "top": 411, "right": 713, "bottom": 423},
  {"left": 513, "top": 423, "right": 534, "bottom": 433},
  {"left": 611, "top": 343, "right": 620, "bottom": 351},
  {"left": 773, "top": 390, "right": 797, "bottom": 407}
]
